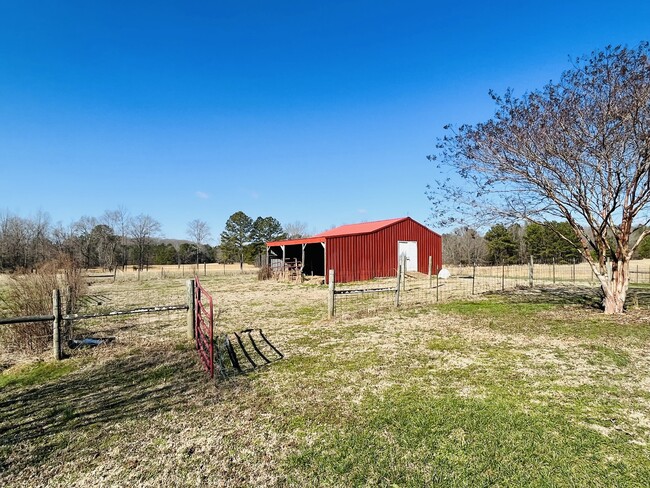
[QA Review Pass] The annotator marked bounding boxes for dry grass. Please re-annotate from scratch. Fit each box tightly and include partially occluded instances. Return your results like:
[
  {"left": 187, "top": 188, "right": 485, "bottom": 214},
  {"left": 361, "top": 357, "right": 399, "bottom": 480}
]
[
  {"left": 0, "top": 260, "right": 85, "bottom": 354},
  {"left": 1, "top": 274, "right": 650, "bottom": 486}
]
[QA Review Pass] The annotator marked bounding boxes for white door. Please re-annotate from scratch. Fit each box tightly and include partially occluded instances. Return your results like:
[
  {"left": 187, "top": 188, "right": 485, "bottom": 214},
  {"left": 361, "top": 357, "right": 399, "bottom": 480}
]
[{"left": 397, "top": 241, "right": 418, "bottom": 272}]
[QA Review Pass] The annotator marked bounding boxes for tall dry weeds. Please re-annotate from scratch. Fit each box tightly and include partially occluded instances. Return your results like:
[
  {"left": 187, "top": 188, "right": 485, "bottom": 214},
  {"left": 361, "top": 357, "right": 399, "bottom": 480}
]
[
  {"left": 0, "top": 255, "right": 86, "bottom": 352},
  {"left": 258, "top": 265, "right": 273, "bottom": 281}
]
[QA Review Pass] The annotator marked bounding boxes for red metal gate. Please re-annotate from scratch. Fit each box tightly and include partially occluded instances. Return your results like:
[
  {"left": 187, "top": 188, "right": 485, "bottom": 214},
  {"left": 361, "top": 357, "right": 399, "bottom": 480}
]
[{"left": 194, "top": 276, "right": 214, "bottom": 378}]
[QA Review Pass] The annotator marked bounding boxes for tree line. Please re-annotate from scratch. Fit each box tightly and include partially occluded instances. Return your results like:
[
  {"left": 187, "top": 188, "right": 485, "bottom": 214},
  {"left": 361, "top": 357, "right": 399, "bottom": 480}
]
[
  {"left": 0, "top": 208, "right": 309, "bottom": 272},
  {"left": 443, "top": 222, "right": 650, "bottom": 266}
]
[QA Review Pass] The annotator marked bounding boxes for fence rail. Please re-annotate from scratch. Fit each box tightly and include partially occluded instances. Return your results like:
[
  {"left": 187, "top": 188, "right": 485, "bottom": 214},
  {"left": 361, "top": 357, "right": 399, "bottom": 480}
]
[
  {"left": 0, "top": 314, "right": 54, "bottom": 325},
  {"left": 1, "top": 284, "right": 193, "bottom": 360}
]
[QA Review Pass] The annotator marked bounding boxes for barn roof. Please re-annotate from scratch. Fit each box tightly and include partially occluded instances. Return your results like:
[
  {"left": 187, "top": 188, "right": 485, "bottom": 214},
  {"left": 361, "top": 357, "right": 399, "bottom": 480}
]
[
  {"left": 314, "top": 217, "right": 407, "bottom": 237},
  {"left": 266, "top": 217, "right": 409, "bottom": 247}
]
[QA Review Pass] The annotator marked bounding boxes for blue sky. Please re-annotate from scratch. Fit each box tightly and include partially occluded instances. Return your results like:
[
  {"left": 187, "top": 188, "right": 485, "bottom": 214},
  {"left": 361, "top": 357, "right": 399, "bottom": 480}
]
[{"left": 1, "top": 1, "right": 649, "bottom": 242}]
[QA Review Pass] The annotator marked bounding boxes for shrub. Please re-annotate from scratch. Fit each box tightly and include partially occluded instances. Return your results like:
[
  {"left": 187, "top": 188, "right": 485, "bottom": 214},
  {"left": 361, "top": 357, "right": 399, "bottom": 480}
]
[
  {"left": 257, "top": 265, "right": 273, "bottom": 281},
  {"left": 0, "top": 256, "right": 85, "bottom": 353}
]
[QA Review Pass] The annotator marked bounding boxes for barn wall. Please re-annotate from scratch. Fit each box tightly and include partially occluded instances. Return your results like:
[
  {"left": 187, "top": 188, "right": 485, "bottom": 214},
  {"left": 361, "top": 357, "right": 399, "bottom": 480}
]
[{"left": 326, "top": 219, "right": 442, "bottom": 283}]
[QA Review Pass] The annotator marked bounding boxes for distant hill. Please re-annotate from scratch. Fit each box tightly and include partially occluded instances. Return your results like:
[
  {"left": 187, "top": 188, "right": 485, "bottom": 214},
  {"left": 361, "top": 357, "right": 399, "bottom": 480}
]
[{"left": 154, "top": 238, "right": 193, "bottom": 247}]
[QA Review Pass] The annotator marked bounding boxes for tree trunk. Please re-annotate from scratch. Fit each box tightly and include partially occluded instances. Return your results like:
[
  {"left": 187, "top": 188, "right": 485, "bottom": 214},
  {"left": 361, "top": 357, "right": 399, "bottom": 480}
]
[{"left": 600, "top": 258, "right": 629, "bottom": 314}]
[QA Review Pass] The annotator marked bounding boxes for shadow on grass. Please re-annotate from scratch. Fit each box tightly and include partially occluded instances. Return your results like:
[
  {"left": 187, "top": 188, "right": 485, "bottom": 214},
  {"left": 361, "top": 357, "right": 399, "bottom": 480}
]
[
  {"left": 498, "top": 285, "right": 604, "bottom": 309},
  {"left": 491, "top": 284, "right": 650, "bottom": 311},
  {"left": 0, "top": 348, "right": 211, "bottom": 473}
]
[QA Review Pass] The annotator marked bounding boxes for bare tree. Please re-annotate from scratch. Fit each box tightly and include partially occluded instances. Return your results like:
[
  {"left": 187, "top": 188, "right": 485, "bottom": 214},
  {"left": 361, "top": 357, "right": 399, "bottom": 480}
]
[
  {"left": 442, "top": 226, "right": 486, "bottom": 265},
  {"left": 71, "top": 216, "right": 98, "bottom": 269},
  {"left": 0, "top": 212, "right": 29, "bottom": 270},
  {"left": 429, "top": 43, "right": 650, "bottom": 313},
  {"left": 129, "top": 214, "right": 161, "bottom": 270},
  {"left": 284, "top": 221, "right": 310, "bottom": 239},
  {"left": 27, "top": 210, "right": 51, "bottom": 266},
  {"left": 104, "top": 207, "right": 129, "bottom": 269},
  {"left": 186, "top": 219, "right": 212, "bottom": 267}
]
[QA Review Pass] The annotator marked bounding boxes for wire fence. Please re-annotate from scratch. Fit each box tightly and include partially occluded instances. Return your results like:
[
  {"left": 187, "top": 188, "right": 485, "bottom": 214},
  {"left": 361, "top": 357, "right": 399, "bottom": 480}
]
[
  {"left": 331, "top": 260, "right": 650, "bottom": 321},
  {"left": 83, "top": 263, "right": 259, "bottom": 283},
  {"left": 0, "top": 278, "right": 190, "bottom": 362}
]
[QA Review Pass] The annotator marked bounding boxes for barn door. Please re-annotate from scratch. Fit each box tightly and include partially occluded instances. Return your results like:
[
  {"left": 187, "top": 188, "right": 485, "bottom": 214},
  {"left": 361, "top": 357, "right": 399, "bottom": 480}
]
[{"left": 397, "top": 241, "right": 418, "bottom": 272}]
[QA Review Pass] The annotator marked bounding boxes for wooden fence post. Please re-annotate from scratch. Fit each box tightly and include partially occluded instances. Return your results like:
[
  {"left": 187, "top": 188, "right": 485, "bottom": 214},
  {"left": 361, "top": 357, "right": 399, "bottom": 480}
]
[
  {"left": 472, "top": 262, "right": 476, "bottom": 295},
  {"left": 552, "top": 258, "right": 556, "bottom": 284},
  {"left": 328, "top": 270, "right": 335, "bottom": 319},
  {"left": 572, "top": 259, "right": 576, "bottom": 283},
  {"left": 186, "top": 279, "right": 195, "bottom": 340},
  {"left": 436, "top": 272, "right": 439, "bottom": 302},
  {"left": 395, "top": 263, "right": 402, "bottom": 307},
  {"left": 52, "top": 289, "right": 62, "bottom": 360},
  {"left": 501, "top": 262, "right": 505, "bottom": 291},
  {"left": 528, "top": 256, "right": 534, "bottom": 288},
  {"left": 428, "top": 256, "right": 433, "bottom": 289},
  {"left": 64, "top": 285, "right": 73, "bottom": 343},
  {"left": 401, "top": 255, "right": 407, "bottom": 291}
]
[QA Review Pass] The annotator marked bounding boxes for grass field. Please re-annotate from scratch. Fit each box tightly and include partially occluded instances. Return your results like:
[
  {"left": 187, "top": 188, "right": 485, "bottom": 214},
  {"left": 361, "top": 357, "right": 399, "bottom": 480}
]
[{"left": 1, "top": 273, "right": 650, "bottom": 486}]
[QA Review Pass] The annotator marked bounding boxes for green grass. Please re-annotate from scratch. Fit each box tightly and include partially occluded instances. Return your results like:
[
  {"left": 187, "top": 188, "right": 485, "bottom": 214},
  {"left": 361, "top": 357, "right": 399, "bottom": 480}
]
[
  {"left": 426, "top": 335, "right": 468, "bottom": 352},
  {"left": 435, "top": 299, "right": 555, "bottom": 317},
  {"left": 294, "top": 305, "right": 325, "bottom": 325},
  {"left": 285, "top": 388, "right": 650, "bottom": 487},
  {"left": 435, "top": 296, "right": 650, "bottom": 342},
  {"left": 583, "top": 344, "right": 631, "bottom": 367},
  {"left": 0, "top": 360, "right": 81, "bottom": 389},
  {"left": 2, "top": 275, "right": 650, "bottom": 487}
]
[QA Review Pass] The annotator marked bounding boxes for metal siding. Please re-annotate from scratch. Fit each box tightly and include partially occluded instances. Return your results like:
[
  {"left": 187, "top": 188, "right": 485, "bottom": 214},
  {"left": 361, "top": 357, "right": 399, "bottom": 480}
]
[{"left": 325, "top": 218, "right": 442, "bottom": 283}]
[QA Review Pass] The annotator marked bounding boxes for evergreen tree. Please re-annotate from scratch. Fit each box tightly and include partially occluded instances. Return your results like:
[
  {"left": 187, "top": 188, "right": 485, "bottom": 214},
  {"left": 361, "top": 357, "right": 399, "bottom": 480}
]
[
  {"left": 220, "top": 211, "right": 254, "bottom": 270},
  {"left": 250, "top": 216, "right": 286, "bottom": 262},
  {"left": 484, "top": 224, "right": 519, "bottom": 264},
  {"left": 524, "top": 222, "right": 582, "bottom": 263}
]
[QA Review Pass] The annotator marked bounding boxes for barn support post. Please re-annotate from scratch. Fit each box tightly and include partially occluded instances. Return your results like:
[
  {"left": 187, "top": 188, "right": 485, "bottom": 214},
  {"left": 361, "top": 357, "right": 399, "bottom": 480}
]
[
  {"left": 395, "top": 263, "right": 402, "bottom": 307},
  {"left": 428, "top": 256, "right": 432, "bottom": 289},
  {"left": 186, "top": 279, "right": 195, "bottom": 340},
  {"left": 52, "top": 289, "right": 62, "bottom": 361},
  {"left": 328, "top": 269, "right": 335, "bottom": 319}
]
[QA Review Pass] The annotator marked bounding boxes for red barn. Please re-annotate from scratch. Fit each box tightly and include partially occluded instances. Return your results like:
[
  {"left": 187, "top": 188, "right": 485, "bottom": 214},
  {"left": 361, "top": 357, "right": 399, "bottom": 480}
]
[{"left": 266, "top": 217, "right": 442, "bottom": 283}]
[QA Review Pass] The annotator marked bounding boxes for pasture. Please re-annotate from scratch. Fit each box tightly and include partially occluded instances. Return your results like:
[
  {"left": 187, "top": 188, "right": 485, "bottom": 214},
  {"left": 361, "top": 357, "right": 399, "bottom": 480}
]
[{"left": 1, "top": 272, "right": 650, "bottom": 486}]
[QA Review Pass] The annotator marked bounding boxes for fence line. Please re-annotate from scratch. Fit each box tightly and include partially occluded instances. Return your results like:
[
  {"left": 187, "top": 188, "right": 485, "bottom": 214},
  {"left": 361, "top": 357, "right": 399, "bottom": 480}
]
[
  {"left": 78, "top": 264, "right": 260, "bottom": 284},
  {"left": 0, "top": 283, "right": 193, "bottom": 360},
  {"left": 327, "top": 257, "right": 650, "bottom": 320}
]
